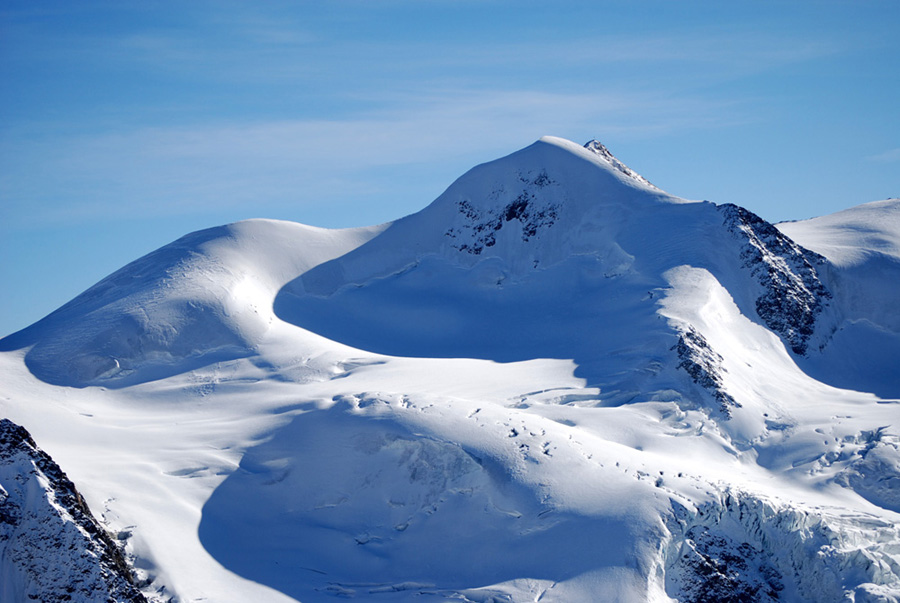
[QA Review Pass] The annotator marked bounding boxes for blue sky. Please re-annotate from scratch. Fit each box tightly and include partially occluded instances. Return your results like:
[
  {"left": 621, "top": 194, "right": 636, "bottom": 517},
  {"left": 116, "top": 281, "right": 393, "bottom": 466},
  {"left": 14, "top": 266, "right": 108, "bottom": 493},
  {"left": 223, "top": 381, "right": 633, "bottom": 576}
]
[{"left": 1, "top": 0, "right": 898, "bottom": 337}]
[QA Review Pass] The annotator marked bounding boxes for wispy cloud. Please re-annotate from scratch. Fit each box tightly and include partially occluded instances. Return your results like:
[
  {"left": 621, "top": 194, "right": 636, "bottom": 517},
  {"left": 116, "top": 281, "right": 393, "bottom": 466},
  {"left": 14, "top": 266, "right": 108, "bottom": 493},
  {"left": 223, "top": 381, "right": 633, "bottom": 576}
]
[
  {"left": 100, "top": 27, "right": 838, "bottom": 91},
  {"left": 0, "top": 87, "right": 748, "bottom": 228},
  {"left": 0, "top": 1, "right": 879, "bottom": 232},
  {"left": 867, "top": 148, "right": 900, "bottom": 163},
  {"left": 8, "top": 2, "right": 838, "bottom": 94}
]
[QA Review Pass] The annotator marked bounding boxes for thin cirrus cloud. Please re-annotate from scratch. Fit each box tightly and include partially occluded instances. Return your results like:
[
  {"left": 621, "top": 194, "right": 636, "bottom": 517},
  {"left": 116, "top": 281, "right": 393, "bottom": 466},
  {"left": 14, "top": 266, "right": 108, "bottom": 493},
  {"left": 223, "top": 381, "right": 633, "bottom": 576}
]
[
  {"left": 0, "top": 88, "right": 746, "bottom": 227},
  {"left": 101, "top": 27, "right": 837, "bottom": 89},
  {"left": 868, "top": 148, "right": 900, "bottom": 164},
  {"left": 11, "top": 1, "right": 834, "bottom": 90},
  {"left": 0, "top": 4, "right": 861, "bottom": 231}
]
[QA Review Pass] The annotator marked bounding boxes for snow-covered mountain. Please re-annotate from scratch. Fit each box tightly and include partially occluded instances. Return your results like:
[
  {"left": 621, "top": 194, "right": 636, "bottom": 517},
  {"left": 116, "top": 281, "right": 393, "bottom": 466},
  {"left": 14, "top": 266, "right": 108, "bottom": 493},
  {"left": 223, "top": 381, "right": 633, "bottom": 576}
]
[{"left": 1, "top": 136, "right": 898, "bottom": 602}]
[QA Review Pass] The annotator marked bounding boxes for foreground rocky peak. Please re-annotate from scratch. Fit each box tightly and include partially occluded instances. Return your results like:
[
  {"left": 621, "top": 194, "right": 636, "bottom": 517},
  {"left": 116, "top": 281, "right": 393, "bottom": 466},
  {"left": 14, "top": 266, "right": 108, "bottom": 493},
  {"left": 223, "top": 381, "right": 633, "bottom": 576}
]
[{"left": 0, "top": 419, "right": 147, "bottom": 603}]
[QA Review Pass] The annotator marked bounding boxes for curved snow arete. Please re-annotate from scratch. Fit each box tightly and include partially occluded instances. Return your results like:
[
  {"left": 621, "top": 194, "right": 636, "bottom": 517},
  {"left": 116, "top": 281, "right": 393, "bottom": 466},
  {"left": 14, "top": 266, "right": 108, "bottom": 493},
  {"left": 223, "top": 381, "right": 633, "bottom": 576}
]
[{"left": 0, "top": 219, "right": 384, "bottom": 388}]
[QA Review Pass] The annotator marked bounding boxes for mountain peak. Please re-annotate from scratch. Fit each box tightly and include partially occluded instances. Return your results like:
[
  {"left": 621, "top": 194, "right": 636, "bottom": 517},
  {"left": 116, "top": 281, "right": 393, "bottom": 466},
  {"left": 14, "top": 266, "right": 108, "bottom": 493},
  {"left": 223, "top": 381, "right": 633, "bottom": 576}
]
[
  {"left": 582, "top": 139, "right": 658, "bottom": 189},
  {"left": 3, "top": 137, "right": 900, "bottom": 603}
]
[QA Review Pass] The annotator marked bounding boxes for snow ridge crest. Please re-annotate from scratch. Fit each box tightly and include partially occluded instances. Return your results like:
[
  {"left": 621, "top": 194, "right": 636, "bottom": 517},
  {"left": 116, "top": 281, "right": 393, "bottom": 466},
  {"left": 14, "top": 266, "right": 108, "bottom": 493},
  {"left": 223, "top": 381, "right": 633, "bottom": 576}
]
[{"left": 583, "top": 139, "right": 658, "bottom": 189}]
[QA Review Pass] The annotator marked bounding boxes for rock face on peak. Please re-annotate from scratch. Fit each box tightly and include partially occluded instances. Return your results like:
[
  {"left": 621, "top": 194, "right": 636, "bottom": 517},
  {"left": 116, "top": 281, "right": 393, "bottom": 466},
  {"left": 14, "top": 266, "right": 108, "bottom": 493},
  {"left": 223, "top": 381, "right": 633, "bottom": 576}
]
[
  {"left": 719, "top": 203, "right": 831, "bottom": 355},
  {"left": 0, "top": 419, "right": 147, "bottom": 603},
  {"left": 583, "top": 139, "right": 658, "bottom": 190},
  {"left": 445, "top": 170, "right": 560, "bottom": 256}
]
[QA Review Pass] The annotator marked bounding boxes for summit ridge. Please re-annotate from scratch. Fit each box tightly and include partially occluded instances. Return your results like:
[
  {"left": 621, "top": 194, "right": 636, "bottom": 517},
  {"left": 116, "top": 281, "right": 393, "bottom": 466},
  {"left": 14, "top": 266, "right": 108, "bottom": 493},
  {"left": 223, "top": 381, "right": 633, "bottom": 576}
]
[{"left": 583, "top": 138, "right": 658, "bottom": 189}]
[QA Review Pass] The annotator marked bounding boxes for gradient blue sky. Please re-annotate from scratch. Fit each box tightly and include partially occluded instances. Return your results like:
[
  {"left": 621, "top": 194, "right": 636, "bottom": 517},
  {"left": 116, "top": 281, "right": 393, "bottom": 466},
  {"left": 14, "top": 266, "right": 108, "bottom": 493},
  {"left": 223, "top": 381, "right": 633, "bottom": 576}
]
[{"left": 2, "top": 0, "right": 898, "bottom": 337}]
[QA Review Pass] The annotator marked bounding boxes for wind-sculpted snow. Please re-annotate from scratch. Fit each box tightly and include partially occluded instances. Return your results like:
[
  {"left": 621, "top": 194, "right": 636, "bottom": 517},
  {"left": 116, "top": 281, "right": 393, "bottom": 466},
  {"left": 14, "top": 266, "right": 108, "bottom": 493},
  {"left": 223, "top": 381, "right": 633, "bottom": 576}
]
[
  {"left": 196, "top": 387, "right": 900, "bottom": 602},
  {"left": 0, "top": 219, "right": 383, "bottom": 387},
  {"left": 1, "top": 137, "right": 899, "bottom": 602},
  {"left": 199, "top": 396, "right": 645, "bottom": 601},
  {"left": 0, "top": 225, "right": 243, "bottom": 386}
]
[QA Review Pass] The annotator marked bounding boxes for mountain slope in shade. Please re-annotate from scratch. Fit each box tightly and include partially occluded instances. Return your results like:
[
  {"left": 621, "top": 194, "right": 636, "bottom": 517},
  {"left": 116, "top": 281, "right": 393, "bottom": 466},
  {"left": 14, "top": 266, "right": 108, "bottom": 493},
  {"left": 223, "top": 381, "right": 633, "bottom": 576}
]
[
  {"left": 778, "top": 199, "right": 900, "bottom": 398},
  {"left": 1, "top": 137, "right": 898, "bottom": 602}
]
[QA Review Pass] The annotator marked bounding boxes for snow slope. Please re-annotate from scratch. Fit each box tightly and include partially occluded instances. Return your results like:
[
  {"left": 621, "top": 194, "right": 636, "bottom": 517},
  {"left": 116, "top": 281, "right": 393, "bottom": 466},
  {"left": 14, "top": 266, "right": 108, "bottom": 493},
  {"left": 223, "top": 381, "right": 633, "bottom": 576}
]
[
  {"left": 778, "top": 199, "right": 900, "bottom": 398},
  {"left": 1, "top": 137, "right": 898, "bottom": 602},
  {"left": 0, "top": 219, "right": 385, "bottom": 388}
]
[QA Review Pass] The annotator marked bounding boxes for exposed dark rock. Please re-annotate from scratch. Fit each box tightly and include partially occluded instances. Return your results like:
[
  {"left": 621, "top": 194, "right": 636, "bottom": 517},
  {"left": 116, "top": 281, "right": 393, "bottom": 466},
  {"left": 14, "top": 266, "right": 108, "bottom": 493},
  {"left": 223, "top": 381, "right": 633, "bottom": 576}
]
[
  {"left": 445, "top": 171, "right": 560, "bottom": 255},
  {"left": 0, "top": 418, "right": 147, "bottom": 603},
  {"left": 719, "top": 204, "right": 831, "bottom": 355},
  {"left": 672, "top": 326, "right": 739, "bottom": 417},
  {"left": 666, "top": 493, "right": 900, "bottom": 603},
  {"left": 671, "top": 524, "right": 783, "bottom": 603},
  {"left": 583, "top": 140, "right": 658, "bottom": 189}
]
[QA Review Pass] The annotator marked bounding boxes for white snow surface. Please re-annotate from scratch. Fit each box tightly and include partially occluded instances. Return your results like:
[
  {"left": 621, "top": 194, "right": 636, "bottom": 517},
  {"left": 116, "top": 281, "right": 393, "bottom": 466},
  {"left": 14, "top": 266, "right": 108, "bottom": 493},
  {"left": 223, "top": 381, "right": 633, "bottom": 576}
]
[
  {"left": 1, "top": 138, "right": 898, "bottom": 602},
  {"left": 778, "top": 199, "right": 900, "bottom": 398}
]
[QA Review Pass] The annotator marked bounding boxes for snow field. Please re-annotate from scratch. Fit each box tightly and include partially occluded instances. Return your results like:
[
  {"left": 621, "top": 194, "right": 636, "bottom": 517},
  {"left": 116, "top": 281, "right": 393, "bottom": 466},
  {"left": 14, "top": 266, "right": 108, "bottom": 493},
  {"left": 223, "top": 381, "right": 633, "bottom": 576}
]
[{"left": 1, "top": 138, "right": 899, "bottom": 601}]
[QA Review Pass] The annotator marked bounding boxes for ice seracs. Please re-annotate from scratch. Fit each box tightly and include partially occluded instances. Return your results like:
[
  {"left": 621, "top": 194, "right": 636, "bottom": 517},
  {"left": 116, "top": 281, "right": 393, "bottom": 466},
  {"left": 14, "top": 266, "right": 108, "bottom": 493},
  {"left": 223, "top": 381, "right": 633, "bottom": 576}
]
[{"left": 1, "top": 137, "right": 898, "bottom": 602}]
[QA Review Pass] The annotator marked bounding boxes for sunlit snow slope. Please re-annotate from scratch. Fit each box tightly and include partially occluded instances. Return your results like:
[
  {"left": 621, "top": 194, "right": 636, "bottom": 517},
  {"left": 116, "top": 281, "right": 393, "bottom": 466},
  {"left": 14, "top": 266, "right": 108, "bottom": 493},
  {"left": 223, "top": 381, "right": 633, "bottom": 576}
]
[{"left": 1, "top": 137, "right": 898, "bottom": 603}]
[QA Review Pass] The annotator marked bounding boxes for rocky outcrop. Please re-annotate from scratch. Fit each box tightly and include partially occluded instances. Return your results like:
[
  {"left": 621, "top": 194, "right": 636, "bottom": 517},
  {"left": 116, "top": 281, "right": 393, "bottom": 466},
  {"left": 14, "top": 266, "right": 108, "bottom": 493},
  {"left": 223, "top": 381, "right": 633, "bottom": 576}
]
[
  {"left": 719, "top": 204, "right": 831, "bottom": 355},
  {"left": 0, "top": 418, "right": 147, "bottom": 603},
  {"left": 583, "top": 139, "right": 658, "bottom": 189},
  {"left": 665, "top": 492, "right": 900, "bottom": 603},
  {"left": 672, "top": 326, "right": 739, "bottom": 417},
  {"left": 445, "top": 170, "right": 560, "bottom": 255}
]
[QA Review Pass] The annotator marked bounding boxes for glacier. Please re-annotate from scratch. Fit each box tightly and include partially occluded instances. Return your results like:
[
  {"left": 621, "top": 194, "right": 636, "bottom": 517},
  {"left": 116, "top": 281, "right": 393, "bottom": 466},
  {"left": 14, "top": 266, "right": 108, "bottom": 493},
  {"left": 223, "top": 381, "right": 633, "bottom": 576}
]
[{"left": 1, "top": 136, "right": 898, "bottom": 602}]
